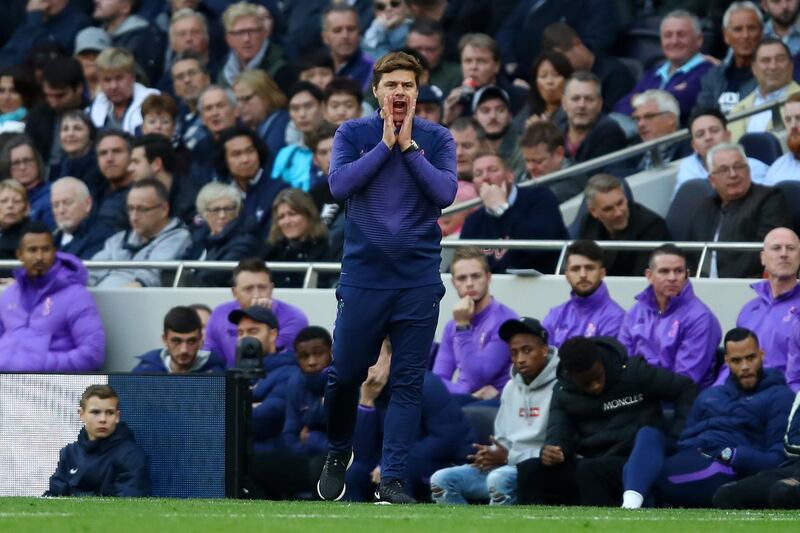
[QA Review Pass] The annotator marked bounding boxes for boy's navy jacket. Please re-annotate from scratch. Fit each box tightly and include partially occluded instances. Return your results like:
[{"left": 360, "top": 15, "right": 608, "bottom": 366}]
[
  {"left": 45, "top": 422, "right": 150, "bottom": 497},
  {"left": 282, "top": 367, "right": 330, "bottom": 455},
  {"left": 252, "top": 351, "right": 300, "bottom": 451},
  {"left": 678, "top": 368, "right": 794, "bottom": 475},
  {"left": 131, "top": 348, "right": 227, "bottom": 374},
  {"left": 353, "top": 371, "right": 475, "bottom": 465}
]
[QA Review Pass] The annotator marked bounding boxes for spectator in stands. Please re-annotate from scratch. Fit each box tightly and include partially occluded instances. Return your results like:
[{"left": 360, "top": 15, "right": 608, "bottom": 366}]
[
  {"left": 133, "top": 305, "right": 226, "bottom": 374},
  {"left": 183, "top": 182, "right": 265, "bottom": 287},
  {"left": 518, "top": 121, "right": 578, "bottom": 202},
  {"left": 0, "top": 180, "right": 30, "bottom": 263},
  {"left": 362, "top": 0, "right": 413, "bottom": 60},
  {"left": 686, "top": 142, "right": 792, "bottom": 277},
  {"left": 558, "top": 72, "right": 628, "bottom": 173},
  {"left": 94, "top": 0, "right": 166, "bottom": 85},
  {"left": 87, "top": 48, "right": 159, "bottom": 135},
  {"left": 51, "top": 111, "right": 105, "bottom": 198},
  {"left": 762, "top": 0, "right": 800, "bottom": 55},
  {"left": 696, "top": 2, "right": 761, "bottom": 114},
  {"left": 215, "top": 126, "right": 287, "bottom": 228},
  {"left": 630, "top": 90, "right": 690, "bottom": 171},
  {"left": 442, "top": 33, "right": 526, "bottom": 126},
  {"left": 26, "top": 58, "right": 87, "bottom": 169},
  {"left": 128, "top": 134, "right": 197, "bottom": 225},
  {"left": 449, "top": 117, "right": 487, "bottom": 181},
  {"left": 433, "top": 247, "right": 518, "bottom": 401},
  {"left": 191, "top": 303, "right": 212, "bottom": 336},
  {"left": 676, "top": 107, "right": 769, "bottom": 195},
  {"left": 51, "top": 177, "right": 114, "bottom": 260},
  {"left": 0, "top": 65, "right": 38, "bottom": 127},
  {"left": 171, "top": 52, "right": 211, "bottom": 152},
  {"left": 471, "top": 86, "right": 523, "bottom": 175},
  {"left": 0, "top": 135, "right": 54, "bottom": 228},
  {"left": 321, "top": 5, "right": 374, "bottom": 92},
  {"left": 619, "top": 244, "right": 722, "bottom": 388},
  {"left": 615, "top": 10, "right": 714, "bottom": 121},
  {"left": 439, "top": 181, "right": 478, "bottom": 239},
  {"left": 162, "top": 8, "right": 213, "bottom": 90},
  {"left": 0, "top": 0, "right": 89, "bottom": 70},
  {"left": 347, "top": 338, "right": 475, "bottom": 502},
  {"left": 233, "top": 70, "right": 289, "bottom": 163},
  {"left": 541, "top": 22, "right": 634, "bottom": 113},
  {"left": 543, "top": 240, "right": 625, "bottom": 348},
  {"left": 45, "top": 385, "right": 150, "bottom": 497},
  {"left": 460, "top": 151, "right": 568, "bottom": 274},
  {"left": 516, "top": 335, "right": 697, "bottom": 506},
  {"left": 296, "top": 49, "right": 335, "bottom": 91},
  {"left": 520, "top": 51, "right": 573, "bottom": 124},
  {"left": 219, "top": 2, "right": 293, "bottom": 94},
  {"left": 94, "top": 129, "right": 133, "bottom": 230},
  {"left": 90, "top": 178, "right": 192, "bottom": 288},
  {"left": 621, "top": 327, "right": 794, "bottom": 509},
  {"left": 231, "top": 305, "right": 300, "bottom": 451},
  {"left": 265, "top": 189, "right": 330, "bottom": 288},
  {"left": 728, "top": 38, "right": 800, "bottom": 140},
  {"left": 140, "top": 94, "right": 177, "bottom": 140},
  {"left": 283, "top": 81, "right": 325, "bottom": 149},
  {"left": 322, "top": 77, "right": 364, "bottom": 126},
  {"left": 190, "top": 85, "right": 237, "bottom": 184},
  {"left": 73, "top": 27, "right": 111, "bottom": 101},
  {"left": 725, "top": 227, "right": 800, "bottom": 392},
  {"left": 415, "top": 85, "right": 443, "bottom": 124},
  {"left": 766, "top": 93, "right": 800, "bottom": 185},
  {"left": 430, "top": 316, "right": 559, "bottom": 505},
  {"left": 577, "top": 174, "right": 671, "bottom": 276},
  {"left": 204, "top": 258, "right": 309, "bottom": 366},
  {"left": 0, "top": 221, "right": 105, "bottom": 371},
  {"left": 406, "top": 18, "right": 461, "bottom": 95}
]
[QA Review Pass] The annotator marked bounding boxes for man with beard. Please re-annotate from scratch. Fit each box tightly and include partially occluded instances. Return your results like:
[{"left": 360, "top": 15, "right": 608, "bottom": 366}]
[
  {"left": 542, "top": 240, "right": 625, "bottom": 348},
  {"left": 765, "top": 93, "right": 800, "bottom": 185},
  {"left": 762, "top": 0, "right": 800, "bottom": 55},
  {"left": 471, "top": 86, "right": 523, "bottom": 176},
  {"left": 433, "top": 247, "right": 518, "bottom": 402}
]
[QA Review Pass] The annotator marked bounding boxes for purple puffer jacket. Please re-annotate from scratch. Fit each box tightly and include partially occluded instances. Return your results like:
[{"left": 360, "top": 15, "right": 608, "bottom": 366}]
[{"left": 0, "top": 252, "right": 105, "bottom": 371}]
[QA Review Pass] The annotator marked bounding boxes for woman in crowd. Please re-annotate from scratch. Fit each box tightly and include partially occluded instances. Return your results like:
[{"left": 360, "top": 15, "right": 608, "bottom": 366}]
[
  {"left": 520, "top": 50, "right": 573, "bottom": 127},
  {"left": 0, "top": 179, "right": 29, "bottom": 264},
  {"left": 265, "top": 188, "right": 330, "bottom": 288},
  {"left": 183, "top": 182, "right": 266, "bottom": 287},
  {"left": 0, "top": 135, "right": 53, "bottom": 228},
  {"left": 51, "top": 110, "right": 104, "bottom": 198},
  {"left": 233, "top": 70, "right": 290, "bottom": 163},
  {"left": 0, "top": 65, "right": 39, "bottom": 126}
]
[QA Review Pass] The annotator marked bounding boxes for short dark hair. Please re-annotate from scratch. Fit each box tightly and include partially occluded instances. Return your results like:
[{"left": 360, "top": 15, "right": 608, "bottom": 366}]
[
  {"left": 0, "top": 64, "right": 40, "bottom": 108},
  {"left": 305, "top": 122, "right": 338, "bottom": 153},
  {"left": 756, "top": 37, "right": 792, "bottom": 60},
  {"left": 287, "top": 81, "right": 324, "bottom": 103},
  {"left": 559, "top": 336, "right": 601, "bottom": 375},
  {"left": 541, "top": 22, "right": 580, "bottom": 52},
  {"left": 61, "top": 110, "right": 97, "bottom": 143},
  {"left": 566, "top": 239, "right": 604, "bottom": 265},
  {"left": 371, "top": 51, "right": 424, "bottom": 90},
  {"left": 96, "top": 129, "right": 132, "bottom": 151},
  {"left": 649, "top": 243, "right": 687, "bottom": 269},
  {"left": 324, "top": 77, "right": 364, "bottom": 105},
  {"left": 449, "top": 116, "right": 487, "bottom": 140},
  {"left": 18, "top": 220, "right": 53, "bottom": 250},
  {"left": 688, "top": 106, "right": 727, "bottom": 131},
  {"left": 130, "top": 177, "right": 169, "bottom": 203},
  {"left": 724, "top": 327, "right": 760, "bottom": 347},
  {"left": 80, "top": 384, "right": 119, "bottom": 410},
  {"left": 42, "top": 57, "right": 85, "bottom": 89},
  {"left": 408, "top": 17, "right": 444, "bottom": 39},
  {"left": 215, "top": 126, "right": 269, "bottom": 178},
  {"left": 297, "top": 49, "right": 335, "bottom": 73},
  {"left": 520, "top": 120, "right": 563, "bottom": 151},
  {"left": 141, "top": 93, "right": 178, "bottom": 120},
  {"left": 164, "top": 306, "right": 203, "bottom": 334},
  {"left": 322, "top": 3, "right": 359, "bottom": 29},
  {"left": 233, "top": 257, "right": 272, "bottom": 285},
  {"left": 189, "top": 303, "right": 212, "bottom": 315},
  {"left": 133, "top": 134, "right": 177, "bottom": 176},
  {"left": 171, "top": 51, "right": 208, "bottom": 75},
  {"left": 293, "top": 326, "right": 333, "bottom": 350}
]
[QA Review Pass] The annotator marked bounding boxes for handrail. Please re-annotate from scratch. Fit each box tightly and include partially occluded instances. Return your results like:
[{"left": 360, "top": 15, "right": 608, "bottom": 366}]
[{"left": 441, "top": 96, "right": 788, "bottom": 216}]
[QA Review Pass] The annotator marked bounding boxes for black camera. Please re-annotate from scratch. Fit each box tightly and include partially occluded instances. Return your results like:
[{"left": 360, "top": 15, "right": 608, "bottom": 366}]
[{"left": 231, "top": 337, "right": 265, "bottom": 377}]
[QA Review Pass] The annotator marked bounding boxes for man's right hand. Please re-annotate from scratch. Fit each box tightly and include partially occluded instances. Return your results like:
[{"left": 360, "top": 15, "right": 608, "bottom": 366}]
[
  {"left": 452, "top": 295, "right": 475, "bottom": 326},
  {"left": 540, "top": 445, "right": 565, "bottom": 466},
  {"left": 382, "top": 95, "right": 397, "bottom": 149},
  {"left": 442, "top": 87, "right": 464, "bottom": 126},
  {"left": 479, "top": 182, "right": 509, "bottom": 211},
  {"left": 250, "top": 296, "right": 272, "bottom": 309}
]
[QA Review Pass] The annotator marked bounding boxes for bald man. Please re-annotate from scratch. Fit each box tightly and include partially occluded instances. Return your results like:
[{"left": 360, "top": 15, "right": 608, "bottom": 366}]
[
  {"left": 51, "top": 177, "right": 116, "bottom": 259},
  {"left": 717, "top": 227, "right": 800, "bottom": 388}
]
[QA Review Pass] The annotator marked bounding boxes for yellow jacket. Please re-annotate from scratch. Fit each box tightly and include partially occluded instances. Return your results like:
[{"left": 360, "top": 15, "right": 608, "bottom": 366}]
[{"left": 728, "top": 81, "right": 800, "bottom": 141}]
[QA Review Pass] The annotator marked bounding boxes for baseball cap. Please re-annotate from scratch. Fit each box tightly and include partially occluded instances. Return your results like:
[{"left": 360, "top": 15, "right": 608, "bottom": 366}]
[
  {"left": 74, "top": 27, "right": 111, "bottom": 55},
  {"left": 498, "top": 317, "right": 548, "bottom": 344},
  {"left": 471, "top": 85, "right": 510, "bottom": 114},
  {"left": 228, "top": 306, "right": 279, "bottom": 329},
  {"left": 417, "top": 85, "right": 443, "bottom": 105}
]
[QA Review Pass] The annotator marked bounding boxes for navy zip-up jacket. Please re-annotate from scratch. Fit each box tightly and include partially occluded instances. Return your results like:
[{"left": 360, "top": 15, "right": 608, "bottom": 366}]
[
  {"left": 131, "top": 348, "right": 227, "bottom": 374},
  {"left": 678, "top": 368, "right": 794, "bottom": 476},
  {"left": 45, "top": 422, "right": 150, "bottom": 497},
  {"left": 282, "top": 368, "right": 330, "bottom": 456},
  {"left": 252, "top": 351, "right": 300, "bottom": 451},
  {"left": 328, "top": 113, "right": 457, "bottom": 289}
]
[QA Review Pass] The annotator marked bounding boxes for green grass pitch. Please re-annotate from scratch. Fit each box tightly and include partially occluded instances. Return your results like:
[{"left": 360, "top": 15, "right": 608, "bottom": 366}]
[{"left": 0, "top": 498, "right": 798, "bottom": 532}]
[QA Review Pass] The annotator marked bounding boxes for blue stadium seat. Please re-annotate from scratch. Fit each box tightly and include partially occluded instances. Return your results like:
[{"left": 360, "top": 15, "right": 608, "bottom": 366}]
[
  {"left": 666, "top": 178, "right": 713, "bottom": 241},
  {"left": 461, "top": 405, "right": 498, "bottom": 446},
  {"left": 739, "top": 132, "right": 784, "bottom": 166},
  {"left": 773, "top": 180, "right": 800, "bottom": 234}
]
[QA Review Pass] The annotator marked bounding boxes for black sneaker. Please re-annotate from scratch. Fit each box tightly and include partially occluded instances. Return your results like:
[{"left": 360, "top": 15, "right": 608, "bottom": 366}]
[
  {"left": 316, "top": 450, "right": 353, "bottom": 501},
  {"left": 374, "top": 479, "right": 417, "bottom": 504}
]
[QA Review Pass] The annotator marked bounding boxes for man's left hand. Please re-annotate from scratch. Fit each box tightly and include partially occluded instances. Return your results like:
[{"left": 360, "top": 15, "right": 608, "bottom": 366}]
[{"left": 397, "top": 100, "right": 416, "bottom": 151}]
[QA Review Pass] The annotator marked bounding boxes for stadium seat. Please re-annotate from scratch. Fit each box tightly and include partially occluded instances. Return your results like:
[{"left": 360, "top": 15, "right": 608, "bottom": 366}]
[
  {"left": 461, "top": 405, "right": 498, "bottom": 446},
  {"left": 773, "top": 180, "right": 800, "bottom": 234},
  {"left": 739, "top": 132, "right": 784, "bottom": 166},
  {"left": 666, "top": 178, "right": 713, "bottom": 241}
]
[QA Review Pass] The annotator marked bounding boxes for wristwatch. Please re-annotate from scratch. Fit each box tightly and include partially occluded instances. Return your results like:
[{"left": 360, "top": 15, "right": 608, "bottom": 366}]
[
  {"left": 403, "top": 140, "right": 420, "bottom": 153},
  {"left": 491, "top": 202, "right": 510, "bottom": 217},
  {"left": 719, "top": 447, "right": 734, "bottom": 464}
]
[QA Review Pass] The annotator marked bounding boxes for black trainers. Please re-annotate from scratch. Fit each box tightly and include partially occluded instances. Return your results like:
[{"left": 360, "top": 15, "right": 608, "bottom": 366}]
[
  {"left": 374, "top": 479, "right": 417, "bottom": 504},
  {"left": 316, "top": 450, "right": 353, "bottom": 501}
]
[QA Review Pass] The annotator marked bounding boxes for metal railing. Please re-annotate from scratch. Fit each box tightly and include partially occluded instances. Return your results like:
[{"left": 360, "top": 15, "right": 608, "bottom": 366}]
[{"left": 441, "top": 96, "right": 787, "bottom": 216}]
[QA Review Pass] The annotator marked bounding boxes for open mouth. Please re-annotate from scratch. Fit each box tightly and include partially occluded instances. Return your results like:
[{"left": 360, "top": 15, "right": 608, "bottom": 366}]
[{"left": 392, "top": 99, "right": 407, "bottom": 113}]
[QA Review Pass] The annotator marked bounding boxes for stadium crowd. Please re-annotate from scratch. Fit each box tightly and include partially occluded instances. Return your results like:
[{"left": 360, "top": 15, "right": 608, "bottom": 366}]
[{"left": 0, "top": 0, "right": 799, "bottom": 508}]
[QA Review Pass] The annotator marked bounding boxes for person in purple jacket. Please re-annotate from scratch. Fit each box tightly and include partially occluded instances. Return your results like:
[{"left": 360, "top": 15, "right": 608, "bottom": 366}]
[
  {"left": 203, "top": 257, "right": 309, "bottom": 367},
  {"left": 317, "top": 51, "right": 457, "bottom": 504},
  {"left": 613, "top": 10, "right": 714, "bottom": 123},
  {"left": 543, "top": 239, "right": 625, "bottom": 348},
  {"left": 618, "top": 244, "right": 722, "bottom": 389},
  {"left": 0, "top": 222, "right": 105, "bottom": 371},
  {"left": 433, "top": 247, "right": 518, "bottom": 403},
  {"left": 721, "top": 227, "right": 800, "bottom": 390}
]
